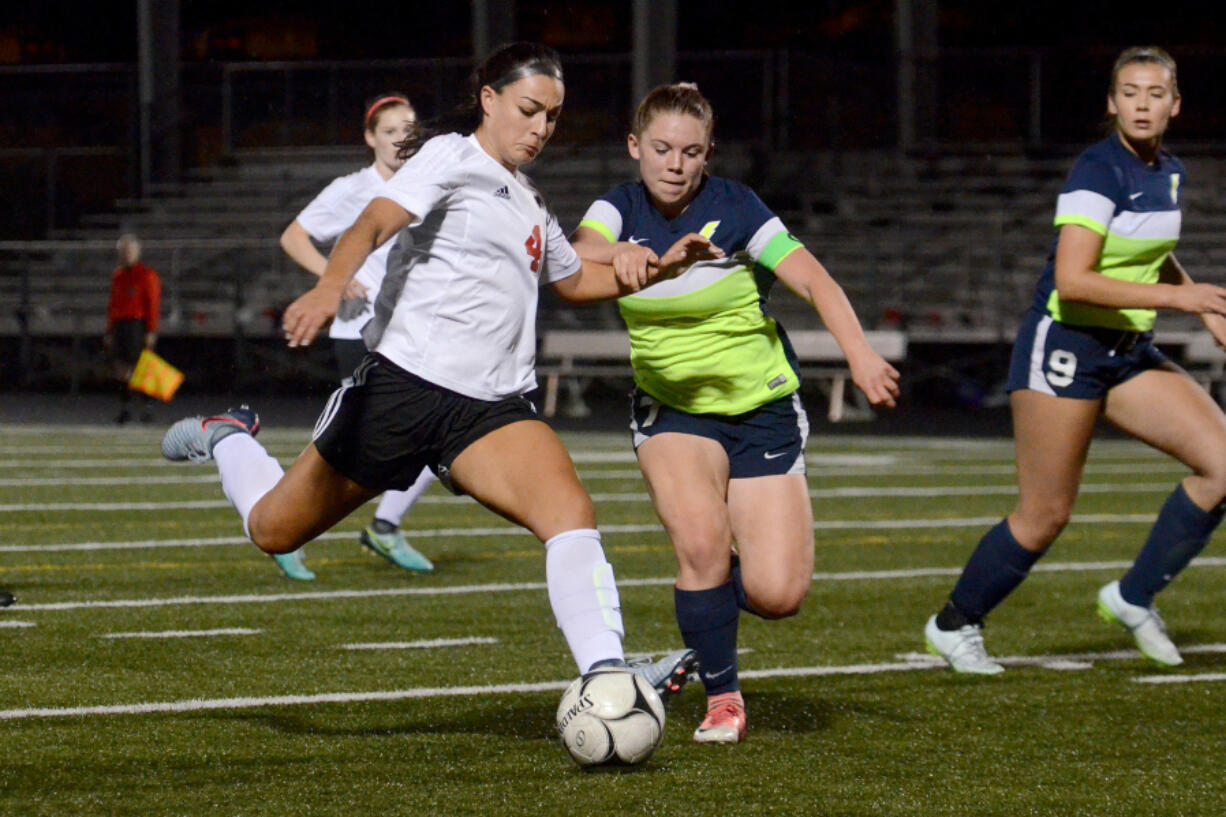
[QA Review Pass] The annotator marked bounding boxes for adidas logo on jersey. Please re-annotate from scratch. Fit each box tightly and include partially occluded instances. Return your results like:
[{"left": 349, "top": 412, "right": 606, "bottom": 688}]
[{"left": 493, "top": 185, "right": 511, "bottom": 199}]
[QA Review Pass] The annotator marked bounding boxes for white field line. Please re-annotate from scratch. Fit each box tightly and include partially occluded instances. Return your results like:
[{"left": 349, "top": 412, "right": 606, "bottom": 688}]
[
  {"left": 0, "top": 482, "right": 1181, "bottom": 513},
  {"left": 4, "top": 643, "right": 1224, "bottom": 722},
  {"left": 0, "top": 620, "right": 35, "bottom": 628},
  {"left": 1136, "top": 672, "right": 1226, "bottom": 684},
  {"left": 0, "top": 459, "right": 180, "bottom": 469},
  {"left": 0, "top": 457, "right": 1174, "bottom": 476},
  {"left": 0, "top": 474, "right": 222, "bottom": 487},
  {"left": 100, "top": 628, "right": 261, "bottom": 639},
  {"left": 0, "top": 512, "right": 1177, "bottom": 554},
  {"left": 11, "top": 556, "right": 1226, "bottom": 613},
  {"left": 339, "top": 637, "right": 499, "bottom": 651},
  {"left": 0, "top": 460, "right": 1186, "bottom": 485}
]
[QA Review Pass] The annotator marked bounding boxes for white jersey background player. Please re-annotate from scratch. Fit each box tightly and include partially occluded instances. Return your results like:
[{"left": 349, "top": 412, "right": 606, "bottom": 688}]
[
  {"left": 279, "top": 93, "right": 435, "bottom": 580},
  {"left": 163, "top": 42, "right": 718, "bottom": 692}
]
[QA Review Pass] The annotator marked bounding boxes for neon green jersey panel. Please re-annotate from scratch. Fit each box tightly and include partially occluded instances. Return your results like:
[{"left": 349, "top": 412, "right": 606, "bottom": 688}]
[
  {"left": 1038, "top": 138, "right": 1184, "bottom": 333},
  {"left": 619, "top": 266, "right": 799, "bottom": 415},
  {"left": 1045, "top": 219, "right": 1177, "bottom": 331}
]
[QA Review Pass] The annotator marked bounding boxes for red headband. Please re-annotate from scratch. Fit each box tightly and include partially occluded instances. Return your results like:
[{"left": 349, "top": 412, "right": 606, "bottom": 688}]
[{"left": 365, "top": 96, "right": 410, "bottom": 128}]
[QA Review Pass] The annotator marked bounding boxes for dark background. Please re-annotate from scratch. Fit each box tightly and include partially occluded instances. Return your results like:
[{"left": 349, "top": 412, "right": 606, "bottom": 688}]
[{"left": 4, "top": 2, "right": 1225, "bottom": 63}]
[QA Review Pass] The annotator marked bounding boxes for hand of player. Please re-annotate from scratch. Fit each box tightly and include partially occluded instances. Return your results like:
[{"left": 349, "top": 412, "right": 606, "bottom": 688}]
[
  {"left": 343, "top": 279, "right": 369, "bottom": 300},
  {"left": 654, "top": 233, "right": 724, "bottom": 280},
  {"left": 282, "top": 282, "right": 343, "bottom": 347},
  {"left": 848, "top": 351, "right": 901, "bottom": 410},
  {"left": 1172, "top": 283, "right": 1226, "bottom": 316},
  {"left": 611, "top": 243, "right": 659, "bottom": 291}
]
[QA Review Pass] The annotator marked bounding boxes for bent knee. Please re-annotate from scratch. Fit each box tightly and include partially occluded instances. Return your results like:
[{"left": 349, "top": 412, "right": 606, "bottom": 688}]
[
  {"left": 1011, "top": 504, "right": 1071, "bottom": 549},
  {"left": 1188, "top": 460, "right": 1226, "bottom": 502},
  {"left": 744, "top": 583, "right": 809, "bottom": 620},
  {"left": 247, "top": 514, "right": 307, "bottom": 555}
]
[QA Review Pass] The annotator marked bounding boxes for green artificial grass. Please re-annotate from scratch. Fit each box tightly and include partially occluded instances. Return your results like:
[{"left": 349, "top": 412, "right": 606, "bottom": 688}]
[{"left": 1, "top": 426, "right": 1223, "bottom": 816}]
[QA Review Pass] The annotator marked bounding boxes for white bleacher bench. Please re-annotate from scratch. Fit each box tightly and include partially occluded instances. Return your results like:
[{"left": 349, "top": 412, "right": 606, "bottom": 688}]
[
  {"left": 537, "top": 329, "right": 907, "bottom": 422},
  {"left": 1182, "top": 332, "right": 1226, "bottom": 402}
]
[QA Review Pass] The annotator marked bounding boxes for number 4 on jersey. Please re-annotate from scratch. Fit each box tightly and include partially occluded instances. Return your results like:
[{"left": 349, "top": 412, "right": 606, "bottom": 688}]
[{"left": 524, "top": 225, "right": 542, "bottom": 272}]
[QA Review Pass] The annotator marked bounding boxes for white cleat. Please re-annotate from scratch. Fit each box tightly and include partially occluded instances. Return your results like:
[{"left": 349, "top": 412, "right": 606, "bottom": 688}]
[
  {"left": 924, "top": 614, "right": 1005, "bottom": 675},
  {"left": 1097, "top": 580, "right": 1183, "bottom": 667}
]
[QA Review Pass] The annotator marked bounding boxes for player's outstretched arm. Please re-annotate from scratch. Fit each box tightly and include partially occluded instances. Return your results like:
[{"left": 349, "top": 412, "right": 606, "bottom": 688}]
[
  {"left": 571, "top": 226, "right": 659, "bottom": 291},
  {"left": 556, "top": 232, "right": 721, "bottom": 302},
  {"left": 774, "top": 247, "right": 900, "bottom": 409},
  {"left": 282, "top": 197, "right": 410, "bottom": 347}
]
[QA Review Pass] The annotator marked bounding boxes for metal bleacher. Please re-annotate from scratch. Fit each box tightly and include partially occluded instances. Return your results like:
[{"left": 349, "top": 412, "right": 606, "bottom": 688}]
[{"left": 8, "top": 142, "right": 1226, "bottom": 393}]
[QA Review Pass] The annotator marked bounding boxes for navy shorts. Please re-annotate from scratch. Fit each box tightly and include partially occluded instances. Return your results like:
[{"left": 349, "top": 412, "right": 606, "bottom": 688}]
[
  {"left": 629, "top": 388, "right": 809, "bottom": 478},
  {"left": 1005, "top": 308, "right": 1168, "bottom": 399},
  {"left": 313, "top": 354, "right": 540, "bottom": 493}
]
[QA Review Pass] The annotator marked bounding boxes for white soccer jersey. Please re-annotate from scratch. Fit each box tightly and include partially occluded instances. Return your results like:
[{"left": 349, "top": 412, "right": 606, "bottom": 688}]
[
  {"left": 364, "top": 133, "right": 581, "bottom": 400},
  {"left": 294, "top": 164, "right": 393, "bottom": 340}
]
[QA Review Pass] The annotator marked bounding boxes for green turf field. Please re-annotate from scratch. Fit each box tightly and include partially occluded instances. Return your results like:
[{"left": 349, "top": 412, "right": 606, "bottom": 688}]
[{"left": 1, "top": 424, "right": 1223, "bottom": 816}]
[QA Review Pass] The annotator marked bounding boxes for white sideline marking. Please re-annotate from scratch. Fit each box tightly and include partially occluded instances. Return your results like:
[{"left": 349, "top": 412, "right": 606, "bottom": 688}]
[
  {"left": 0, "top": 512, "right": 1170, "bottom": 553},
  {"left": 1136, "top": 673, "right": 1226, "bottom": 685},
  {"left": 6, "top": 644, "right": 1224, "bottom": 722},
  {"left": 0, "top": 475, "right": 221, "bottom": 487},
  {"left": 0, "top": 620, "right": 35, "bottom": 628},
  {"left": 0, "top": 482, "right": 1176, "bottom": 513},
  {"left": 3, "top": 460, "right": 1176, "bottom": 479},
  {"left": 340, "top": 637, "right": 499, "bottom": 651},
  {"left": 0, "top": 500, "right": 232, "bottom": 512},
  {"left": 14, "top": 557, "right": 1226, "bottom": 613},
  {"left": 100, "top": 628, "right": 261, "bottom": 640},
  {"left": 0, "top": 681, "right": 573, "bottom": 721}
]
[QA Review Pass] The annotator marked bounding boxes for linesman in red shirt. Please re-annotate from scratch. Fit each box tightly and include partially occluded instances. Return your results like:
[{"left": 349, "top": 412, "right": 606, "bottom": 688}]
[{"left": 105, "top": 233, "right": 161, "bottom": 423}]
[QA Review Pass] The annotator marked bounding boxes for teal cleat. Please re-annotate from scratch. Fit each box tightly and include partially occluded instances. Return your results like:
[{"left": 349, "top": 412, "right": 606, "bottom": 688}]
[
  {"left": 272, "top": 550, "right": 315, "bottom": 581},
  {"left": 360, "top": 521, "right": 434, "bottom": 572}
]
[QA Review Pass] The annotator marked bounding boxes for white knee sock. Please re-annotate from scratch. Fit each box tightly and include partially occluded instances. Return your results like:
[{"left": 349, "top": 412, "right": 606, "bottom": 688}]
[
  {"left": 544, "top": 528, "right": 625, "bottom": 673},
  {"left": 214, "top": 433, "right": 284, "bottom": 539},
  {"left": 374, "top": 467, "right": 436, "bottom": 526}
]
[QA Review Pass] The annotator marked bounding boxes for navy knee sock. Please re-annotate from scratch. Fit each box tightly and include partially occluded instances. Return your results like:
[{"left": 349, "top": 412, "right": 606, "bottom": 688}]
[
  {"left": 1119, "top": 484, "right": 1224, "bottom": 608},
  {"left": 944, "top": 518, "right": 1042, "bottom": 626},
  {"left": 675, "top": 582, "right": 740, "bottom": 695}
]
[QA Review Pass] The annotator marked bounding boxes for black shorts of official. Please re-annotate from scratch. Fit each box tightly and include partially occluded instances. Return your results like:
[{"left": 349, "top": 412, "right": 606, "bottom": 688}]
[
  {"left": 332, "top": 338, "right": 367, "bottom": 385},
  {"left": 110, "top": 319, "right": 147, "bottom": 366},
  {"left": 1005, "top": 307, "right": 1168, "bottom": 399},
  {"left": 629, "top": 387, "right": 809, "bottom": 479},
  {"left": 312, "top": 354, "right": 540, "bottom": 494}
]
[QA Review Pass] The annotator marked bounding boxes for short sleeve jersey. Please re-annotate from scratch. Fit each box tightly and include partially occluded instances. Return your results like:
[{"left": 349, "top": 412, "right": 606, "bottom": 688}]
[
  {"left": 579, "top": 177, "right": 804, "bottom": 415},
  {"left": 294, "top": 164, "right": 392, "bottom": 340},
  {"left": 364, "top": 133, "right": 581, "bottom": 401},
  {"left": 1033, "top": 135, "right": 1184, "bottom": 332}
]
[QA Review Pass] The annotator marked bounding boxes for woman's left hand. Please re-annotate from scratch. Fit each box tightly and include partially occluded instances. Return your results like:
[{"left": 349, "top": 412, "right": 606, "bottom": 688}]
[{"left": 848, "top": 351, "right": 901, "bottom": 409}]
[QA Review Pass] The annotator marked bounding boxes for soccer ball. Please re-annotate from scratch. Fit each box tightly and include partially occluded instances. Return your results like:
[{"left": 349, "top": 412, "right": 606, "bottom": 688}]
[{"left": 555, "top": 667, "right": 666, "bottom": 767}]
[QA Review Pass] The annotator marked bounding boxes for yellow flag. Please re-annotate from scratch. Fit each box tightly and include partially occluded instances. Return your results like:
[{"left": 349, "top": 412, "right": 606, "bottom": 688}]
[{"left": 128, "top": 349, "right": 184, "bottom": 402}]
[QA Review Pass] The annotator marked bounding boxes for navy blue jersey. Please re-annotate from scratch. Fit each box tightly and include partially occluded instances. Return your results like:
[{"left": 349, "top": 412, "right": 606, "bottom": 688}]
[
  {"left": 1031, "top": 135, "right": 1184, "bottom": 331},
  {"left": 579, "top": 176, "right": 805, "bottom": 414}
]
